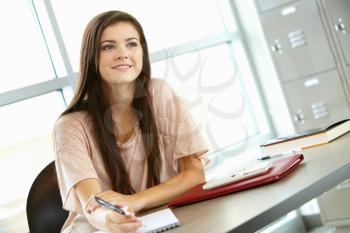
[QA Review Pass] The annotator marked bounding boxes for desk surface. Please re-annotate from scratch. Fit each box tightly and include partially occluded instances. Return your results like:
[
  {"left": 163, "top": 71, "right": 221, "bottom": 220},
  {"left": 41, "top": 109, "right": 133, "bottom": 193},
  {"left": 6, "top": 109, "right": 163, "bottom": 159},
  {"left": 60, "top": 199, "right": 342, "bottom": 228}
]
[{"left": 169, "top": 133, "right": 350, "bottom": 233}]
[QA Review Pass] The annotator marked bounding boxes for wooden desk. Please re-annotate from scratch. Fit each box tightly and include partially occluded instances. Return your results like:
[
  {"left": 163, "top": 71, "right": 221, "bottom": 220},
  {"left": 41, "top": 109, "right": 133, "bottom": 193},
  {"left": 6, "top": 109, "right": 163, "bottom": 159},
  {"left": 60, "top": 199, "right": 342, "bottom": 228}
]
[{"left": 169, "top": 133, "right": 350, "bottom": 233}]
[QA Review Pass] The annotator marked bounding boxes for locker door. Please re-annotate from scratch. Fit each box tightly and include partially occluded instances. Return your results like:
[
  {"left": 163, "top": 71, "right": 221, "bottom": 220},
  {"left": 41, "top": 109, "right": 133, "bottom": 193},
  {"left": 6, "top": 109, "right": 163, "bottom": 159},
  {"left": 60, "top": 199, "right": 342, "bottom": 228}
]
[
  {"left": 323, "top": 0, "right": 350, "bottom": 65},
  {"left": 283, "top": 70, "right": 350, "bottom": 131},
  {"left": 260, "top": 0, "right": 335, "bottom": 82},
  {"left": 317, "top": 179, "right": 350, "bottom": 226}
]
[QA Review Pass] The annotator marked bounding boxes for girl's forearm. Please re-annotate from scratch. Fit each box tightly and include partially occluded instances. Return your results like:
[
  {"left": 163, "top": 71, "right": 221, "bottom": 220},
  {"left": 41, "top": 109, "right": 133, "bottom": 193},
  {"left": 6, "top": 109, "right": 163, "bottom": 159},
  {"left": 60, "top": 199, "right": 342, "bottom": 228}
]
[{"left": 134, "top": 167, "right": 205, "bottom": 211}]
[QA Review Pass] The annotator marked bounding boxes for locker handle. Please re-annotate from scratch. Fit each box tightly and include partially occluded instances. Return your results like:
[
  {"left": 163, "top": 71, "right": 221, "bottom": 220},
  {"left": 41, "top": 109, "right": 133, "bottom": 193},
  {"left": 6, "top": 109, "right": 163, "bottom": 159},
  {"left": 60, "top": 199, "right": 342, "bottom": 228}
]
[
  {"left": 334, "top": 18, "right": 346, "bottom": 34},
  {"left": 271, "top": 40, "right": 282, "bottom": 54},
  {"left": 293, "top": 109, "right": 305, "bottom": 123}
]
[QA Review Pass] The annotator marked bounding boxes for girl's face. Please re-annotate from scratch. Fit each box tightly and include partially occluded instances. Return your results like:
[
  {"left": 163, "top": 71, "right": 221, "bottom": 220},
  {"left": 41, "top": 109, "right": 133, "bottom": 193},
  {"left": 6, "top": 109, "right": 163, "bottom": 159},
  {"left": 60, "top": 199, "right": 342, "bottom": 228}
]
[{"left": 98, "top": 22, "right": 143, "bottom": 87}]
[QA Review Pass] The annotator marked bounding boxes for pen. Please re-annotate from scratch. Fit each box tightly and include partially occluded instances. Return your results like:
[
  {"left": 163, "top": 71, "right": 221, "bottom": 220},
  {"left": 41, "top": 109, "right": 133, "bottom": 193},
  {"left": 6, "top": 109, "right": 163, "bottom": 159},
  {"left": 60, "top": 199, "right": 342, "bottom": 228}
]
[
  {"left": 258, "top": 153, "right": 283, "bottom": 160},
  {"left": 94, "top": 196, "right": 130, "bottom": 216}
]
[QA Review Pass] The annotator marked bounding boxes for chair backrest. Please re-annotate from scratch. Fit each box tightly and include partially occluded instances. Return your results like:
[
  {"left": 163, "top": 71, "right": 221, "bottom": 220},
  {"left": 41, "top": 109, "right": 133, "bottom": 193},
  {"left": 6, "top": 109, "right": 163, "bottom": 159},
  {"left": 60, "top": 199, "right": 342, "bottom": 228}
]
[{"left": 26, "top": 161, "right": 68, "bottom": 233}]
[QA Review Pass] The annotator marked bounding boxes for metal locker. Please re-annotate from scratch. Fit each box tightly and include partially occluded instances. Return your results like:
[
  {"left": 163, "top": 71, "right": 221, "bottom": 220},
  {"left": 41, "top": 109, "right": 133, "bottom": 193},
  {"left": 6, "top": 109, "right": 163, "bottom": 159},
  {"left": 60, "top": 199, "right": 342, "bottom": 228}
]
[
  {"left": 323, "top": 0, "right": 350, "bottom": 65},
  {"left": 317, "top": 179, "right": 350, "bottom": 226},
  {"left": 283, "top": 69, "right": 350, "bottom": 131},
  {"left": 255, "top": 0, "right": 295, "bottom": 13},
  {"left": 260, "top": 0, "right": 336, "bottom": 82}
]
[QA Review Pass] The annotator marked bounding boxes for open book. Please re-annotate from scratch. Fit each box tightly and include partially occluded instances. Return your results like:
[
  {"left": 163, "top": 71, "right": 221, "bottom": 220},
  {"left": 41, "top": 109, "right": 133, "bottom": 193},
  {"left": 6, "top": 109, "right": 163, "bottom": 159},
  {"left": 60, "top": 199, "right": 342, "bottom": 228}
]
[
  {"left": 95, "top": 208, "right": 180, "bottom": 233},
  {"left": 260, "top": 119, "right": 350, "bottom": 156}
]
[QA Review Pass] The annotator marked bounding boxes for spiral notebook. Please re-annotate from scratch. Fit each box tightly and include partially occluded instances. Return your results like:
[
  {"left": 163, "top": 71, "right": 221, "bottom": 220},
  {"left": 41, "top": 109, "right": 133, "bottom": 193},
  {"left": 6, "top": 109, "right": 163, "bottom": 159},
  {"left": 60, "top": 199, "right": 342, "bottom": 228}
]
[
  {"left": 136, "top": 208, "right": 180, "bottom": 233},
  {"left": 95, "top": 208, "right": 180, "bottom": 233}
]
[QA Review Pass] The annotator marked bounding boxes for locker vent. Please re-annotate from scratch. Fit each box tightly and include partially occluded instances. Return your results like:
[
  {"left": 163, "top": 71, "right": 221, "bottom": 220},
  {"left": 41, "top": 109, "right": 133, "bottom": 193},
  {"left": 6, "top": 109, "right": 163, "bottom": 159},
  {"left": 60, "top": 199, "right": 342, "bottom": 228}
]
[
  {"left": 311, "top": 101, "right": 329, "bottom": 119},
  {"left": 289, "top": 30, "right": 306, "bottom": 48},
  {"left": 304, "top": 78, "right": 319, "bottom": 87},
  {"left": 281, "top": 6, "right": 296, "bottom": 16}
]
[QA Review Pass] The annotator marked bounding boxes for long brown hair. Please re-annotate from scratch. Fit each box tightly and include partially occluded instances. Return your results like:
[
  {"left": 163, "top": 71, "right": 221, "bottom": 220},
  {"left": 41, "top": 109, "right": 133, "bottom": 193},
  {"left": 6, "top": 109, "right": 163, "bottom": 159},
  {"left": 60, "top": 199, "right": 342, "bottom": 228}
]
[{"left": 61, "top": 11, "right": 161, "bottom": 194}]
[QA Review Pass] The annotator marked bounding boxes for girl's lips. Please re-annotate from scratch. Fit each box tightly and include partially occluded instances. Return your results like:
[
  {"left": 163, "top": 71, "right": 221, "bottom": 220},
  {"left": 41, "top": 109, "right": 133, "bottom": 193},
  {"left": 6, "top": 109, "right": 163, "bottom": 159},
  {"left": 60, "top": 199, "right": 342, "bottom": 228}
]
[
  {"left": 113, "top": 64, "right": 132, "bottom": 68},
  {"left": 113, "top": 64, "right": 132, "bottom": 70}
]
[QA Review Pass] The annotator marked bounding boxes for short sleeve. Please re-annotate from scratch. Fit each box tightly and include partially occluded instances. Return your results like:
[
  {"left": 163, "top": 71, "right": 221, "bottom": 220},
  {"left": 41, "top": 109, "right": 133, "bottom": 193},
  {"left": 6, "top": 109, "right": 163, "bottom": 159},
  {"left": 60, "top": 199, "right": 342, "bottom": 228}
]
[
  {"left": 53, "top": 114, "right": 100, "bottom": 213},
  {"left": 152, "top": 80, "right": 209, "bottom": 163}
]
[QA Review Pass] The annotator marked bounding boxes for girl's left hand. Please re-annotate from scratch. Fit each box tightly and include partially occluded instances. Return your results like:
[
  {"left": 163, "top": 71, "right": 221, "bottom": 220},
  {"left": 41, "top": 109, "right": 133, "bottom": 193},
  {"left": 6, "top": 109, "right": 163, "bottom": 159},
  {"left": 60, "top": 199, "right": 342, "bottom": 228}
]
[{"left": 84, "top": 190, "right": 144, "bottom": 214}]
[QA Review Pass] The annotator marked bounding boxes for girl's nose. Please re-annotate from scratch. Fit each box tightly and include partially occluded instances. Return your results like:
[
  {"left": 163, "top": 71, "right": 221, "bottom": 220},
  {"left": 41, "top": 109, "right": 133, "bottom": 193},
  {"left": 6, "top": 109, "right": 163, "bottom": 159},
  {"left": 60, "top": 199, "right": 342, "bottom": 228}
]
[
  {"left": 115, "top": 55, "right": 128, "bottom": 60},
  {"left": 114, "top": 47, "right": 128, "bottom": 60}
]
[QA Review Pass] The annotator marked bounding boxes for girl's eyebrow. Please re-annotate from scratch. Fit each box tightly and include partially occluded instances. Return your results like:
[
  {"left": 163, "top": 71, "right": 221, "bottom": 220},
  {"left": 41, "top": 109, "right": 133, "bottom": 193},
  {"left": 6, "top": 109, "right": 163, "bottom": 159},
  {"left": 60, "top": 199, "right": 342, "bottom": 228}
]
[
  {"left": 100, "top": 40, "right": 115, "bottom": 44},
  {"left": 125, "top": 37, "right": 138, "bottom": 41},
  {"left": 100, "top": 37, "right": 138, "bottom": 44}
]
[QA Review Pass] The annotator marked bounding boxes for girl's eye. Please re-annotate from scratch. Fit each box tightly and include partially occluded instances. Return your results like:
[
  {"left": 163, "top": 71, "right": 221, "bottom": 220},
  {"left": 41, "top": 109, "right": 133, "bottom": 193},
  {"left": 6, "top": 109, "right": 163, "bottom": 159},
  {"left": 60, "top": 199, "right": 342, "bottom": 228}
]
[
  {"left": 101, "top": 44, "right": 114, "bottom": 51},
  {"left": 127, "top": 42, "right": 138, "bottom": 47}
]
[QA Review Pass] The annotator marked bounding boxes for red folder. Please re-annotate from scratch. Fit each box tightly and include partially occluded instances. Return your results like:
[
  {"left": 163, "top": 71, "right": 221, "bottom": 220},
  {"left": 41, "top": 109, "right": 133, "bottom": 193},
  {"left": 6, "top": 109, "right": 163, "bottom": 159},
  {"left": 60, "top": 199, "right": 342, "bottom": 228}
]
[{"left": 168, "top": 154, "right": 304, "bottom": 207}]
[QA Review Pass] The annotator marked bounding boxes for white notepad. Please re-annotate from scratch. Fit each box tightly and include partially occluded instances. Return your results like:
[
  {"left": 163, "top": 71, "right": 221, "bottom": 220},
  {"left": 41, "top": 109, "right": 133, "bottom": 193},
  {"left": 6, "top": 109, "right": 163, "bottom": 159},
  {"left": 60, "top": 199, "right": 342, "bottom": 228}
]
[
  {"left": 136, "top": 208, "right": 180, "bottom": 233},
  {"left": 95, "top": 208, "right": 180, "bottom": 233}
]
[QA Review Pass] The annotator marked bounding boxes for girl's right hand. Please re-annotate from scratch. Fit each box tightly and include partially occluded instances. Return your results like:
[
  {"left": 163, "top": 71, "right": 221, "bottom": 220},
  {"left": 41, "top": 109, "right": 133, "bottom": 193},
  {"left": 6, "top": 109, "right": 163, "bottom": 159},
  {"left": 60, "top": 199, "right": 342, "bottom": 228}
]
[{"left": 101, "top": 209, "right": 142, "bottom": 233}]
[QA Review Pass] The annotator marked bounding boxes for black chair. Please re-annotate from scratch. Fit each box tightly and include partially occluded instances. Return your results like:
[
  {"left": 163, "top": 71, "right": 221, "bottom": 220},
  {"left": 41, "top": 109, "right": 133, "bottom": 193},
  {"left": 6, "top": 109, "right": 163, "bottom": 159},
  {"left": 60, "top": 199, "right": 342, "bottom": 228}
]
[{"left": 26, "top": 161, "right": 69, "bottom": 233}]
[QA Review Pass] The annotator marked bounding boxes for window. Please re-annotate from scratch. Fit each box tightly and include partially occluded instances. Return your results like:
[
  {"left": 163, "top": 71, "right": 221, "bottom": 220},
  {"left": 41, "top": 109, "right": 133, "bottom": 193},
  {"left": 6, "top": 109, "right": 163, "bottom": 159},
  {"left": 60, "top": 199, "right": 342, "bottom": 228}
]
[
  {"left": 0, "top": 92, "right": 65, "bottom": 149},
  {"left": 0, "top": 91, "right": 65, "bottom": 201},
  {"left": 152, "top": 43, "right": 264, "bottom": 150},
  {"left": 0, "top": 1, "right": 57, "bottom": 93},
  {"left": 50, "top": 0, "right": 228, "bottom": 72}
]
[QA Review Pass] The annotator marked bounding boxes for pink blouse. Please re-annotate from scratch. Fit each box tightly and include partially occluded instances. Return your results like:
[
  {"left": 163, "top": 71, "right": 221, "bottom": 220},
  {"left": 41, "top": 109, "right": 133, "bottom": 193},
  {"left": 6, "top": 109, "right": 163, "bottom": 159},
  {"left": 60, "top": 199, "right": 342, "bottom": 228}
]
[{"left": 53, "top": 79, "right": 208, "bottom": 232}]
